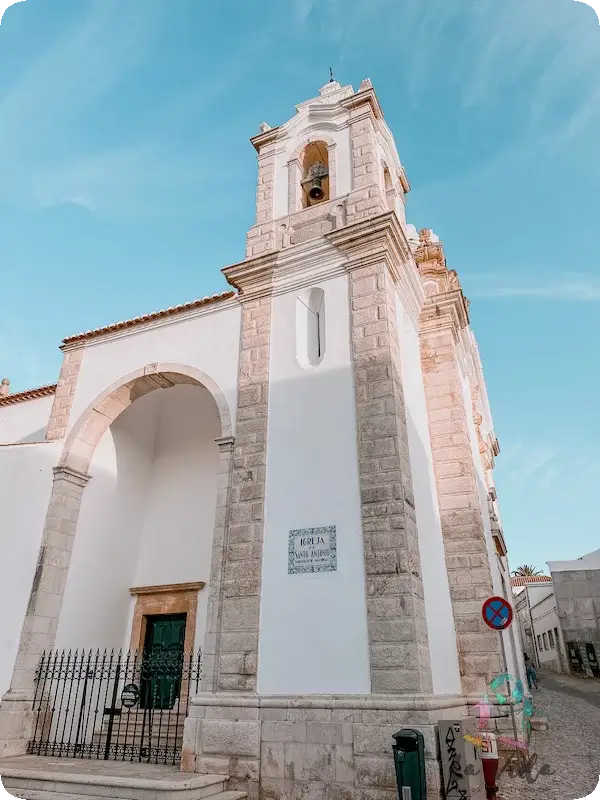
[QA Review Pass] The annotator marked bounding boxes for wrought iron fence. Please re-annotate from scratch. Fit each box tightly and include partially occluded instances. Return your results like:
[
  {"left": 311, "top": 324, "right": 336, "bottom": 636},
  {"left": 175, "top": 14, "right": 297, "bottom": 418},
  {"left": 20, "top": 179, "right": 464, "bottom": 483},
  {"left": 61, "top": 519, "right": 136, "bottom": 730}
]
[{"left": 28, "top": 648, "right": 202, "bottom": 765}]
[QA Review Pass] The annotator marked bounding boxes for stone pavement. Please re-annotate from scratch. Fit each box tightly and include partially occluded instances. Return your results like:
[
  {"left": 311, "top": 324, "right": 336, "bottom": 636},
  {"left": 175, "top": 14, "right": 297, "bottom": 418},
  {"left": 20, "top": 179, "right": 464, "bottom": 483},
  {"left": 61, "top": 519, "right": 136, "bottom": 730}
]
[{"left": 497, "top": 673, "right": 600, "bottom": 800}]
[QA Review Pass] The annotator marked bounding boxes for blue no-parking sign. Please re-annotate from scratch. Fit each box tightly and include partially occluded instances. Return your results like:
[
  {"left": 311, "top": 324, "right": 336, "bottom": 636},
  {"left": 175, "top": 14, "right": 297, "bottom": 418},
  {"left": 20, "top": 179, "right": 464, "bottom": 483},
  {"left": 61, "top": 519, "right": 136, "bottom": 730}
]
[{"left": 482, "top": 596, "right": 513, "bottom": 630}]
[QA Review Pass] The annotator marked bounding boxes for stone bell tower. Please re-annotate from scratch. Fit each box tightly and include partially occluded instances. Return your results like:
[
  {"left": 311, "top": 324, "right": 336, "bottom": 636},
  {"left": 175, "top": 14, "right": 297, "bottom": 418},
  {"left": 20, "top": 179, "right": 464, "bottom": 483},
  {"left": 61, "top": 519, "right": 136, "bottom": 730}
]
[
  {"left": 185, "top": 79, "right": 469, "bottom": 800},
  {"left": 244, "top": 77, "right": 410, "bottom": 259}
]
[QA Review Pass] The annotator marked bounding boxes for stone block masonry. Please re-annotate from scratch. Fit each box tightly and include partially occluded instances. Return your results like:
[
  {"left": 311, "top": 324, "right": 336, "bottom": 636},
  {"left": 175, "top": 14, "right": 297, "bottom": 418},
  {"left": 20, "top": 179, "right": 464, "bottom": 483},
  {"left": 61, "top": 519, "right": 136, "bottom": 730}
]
[
  {"left": 420, "top": 324, "right": 502, "bottom": 696},
  {"left": 349, "top": 262, "right": 433, "bottom": 695},
  {"left": 185, "top": 694, "right": 468, "bottom": 800},
  {"left": 46, "top": 349, "right": 85, "bottom": 441},
  {"left": 212, "top": 296, "right": 272, "bottom": 694}
]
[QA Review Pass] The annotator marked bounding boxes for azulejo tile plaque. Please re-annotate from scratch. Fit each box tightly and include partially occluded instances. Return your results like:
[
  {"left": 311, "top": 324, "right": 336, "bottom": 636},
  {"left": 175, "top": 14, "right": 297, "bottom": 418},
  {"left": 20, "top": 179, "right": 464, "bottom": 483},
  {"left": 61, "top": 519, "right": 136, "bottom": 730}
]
[{"left": 288, "top": 526, "right": 337, "bottom": 574}]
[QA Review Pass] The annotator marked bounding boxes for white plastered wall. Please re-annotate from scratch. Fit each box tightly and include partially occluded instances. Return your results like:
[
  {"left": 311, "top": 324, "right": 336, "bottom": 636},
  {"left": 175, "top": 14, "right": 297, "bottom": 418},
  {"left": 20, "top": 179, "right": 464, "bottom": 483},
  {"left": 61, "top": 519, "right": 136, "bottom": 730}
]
[
  {"left": 0, "top": 441, "right": 60, "bottom": 695},
  {"left": 64, "top": 303, "right": 241, "bottom": 445},
  {"left": 396, "top": 296, "right": 462, "bottom": 696},
  {"left": 0, "top": 395, "right": 54, "bottom": 444},
  {"left": 258, "top": 273, "right": 371, "bottom": 695}
]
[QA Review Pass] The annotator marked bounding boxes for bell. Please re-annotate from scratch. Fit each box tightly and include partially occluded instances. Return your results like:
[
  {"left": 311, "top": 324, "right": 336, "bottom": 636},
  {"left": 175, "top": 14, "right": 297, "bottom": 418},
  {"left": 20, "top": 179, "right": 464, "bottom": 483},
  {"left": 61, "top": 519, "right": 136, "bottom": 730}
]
[
  {"left": 302, "top": 161, "right": 329, "bottom": 203},
  {"left": 308, "top": 177, "right": 324, "bottom": 201}
]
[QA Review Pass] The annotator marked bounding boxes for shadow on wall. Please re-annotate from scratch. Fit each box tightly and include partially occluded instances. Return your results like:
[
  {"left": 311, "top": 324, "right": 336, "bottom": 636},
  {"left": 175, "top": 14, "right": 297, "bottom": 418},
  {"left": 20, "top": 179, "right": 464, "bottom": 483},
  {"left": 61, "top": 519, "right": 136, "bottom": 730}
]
[
  {"left": 54, "top": 384, "right": 221, "bottom": 654},
  {"left": 17, "top": 428, "right": 48, "bottom": 444}
]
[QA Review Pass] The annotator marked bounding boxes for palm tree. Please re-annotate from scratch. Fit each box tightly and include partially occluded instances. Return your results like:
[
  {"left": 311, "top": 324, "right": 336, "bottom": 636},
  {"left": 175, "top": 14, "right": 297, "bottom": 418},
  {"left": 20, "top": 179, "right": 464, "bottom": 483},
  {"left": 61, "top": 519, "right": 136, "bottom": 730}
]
[{"left": 512, "top": 564, "right": 543, "bottom": 577}]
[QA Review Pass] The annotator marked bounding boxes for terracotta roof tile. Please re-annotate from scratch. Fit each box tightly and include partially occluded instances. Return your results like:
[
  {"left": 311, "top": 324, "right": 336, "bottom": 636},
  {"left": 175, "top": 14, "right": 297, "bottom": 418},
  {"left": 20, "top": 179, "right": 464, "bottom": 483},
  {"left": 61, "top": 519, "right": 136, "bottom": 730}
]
[
  {"left": 510, "top": 575, "right": 552, "bottom": 586},
  {"left": 62, "top": 290, "right": 237, "bottom": 345},
  {"left": 0, "top": 384, "right": 57, "bottom": 407}
]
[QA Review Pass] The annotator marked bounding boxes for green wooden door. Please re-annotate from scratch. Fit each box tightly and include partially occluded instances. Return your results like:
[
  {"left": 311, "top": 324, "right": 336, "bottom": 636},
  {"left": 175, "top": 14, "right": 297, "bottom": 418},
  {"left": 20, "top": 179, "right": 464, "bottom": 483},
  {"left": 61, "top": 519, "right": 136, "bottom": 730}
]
[{"left": 140, "top": 614, "right": 186, "bottom": 710}]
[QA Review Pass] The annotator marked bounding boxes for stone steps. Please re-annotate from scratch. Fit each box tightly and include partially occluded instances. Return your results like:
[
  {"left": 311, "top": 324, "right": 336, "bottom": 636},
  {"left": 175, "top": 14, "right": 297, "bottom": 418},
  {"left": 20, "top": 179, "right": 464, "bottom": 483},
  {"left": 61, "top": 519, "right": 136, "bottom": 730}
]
[{"left": 0, "top": 756, "right": 246, "bottom": 800}]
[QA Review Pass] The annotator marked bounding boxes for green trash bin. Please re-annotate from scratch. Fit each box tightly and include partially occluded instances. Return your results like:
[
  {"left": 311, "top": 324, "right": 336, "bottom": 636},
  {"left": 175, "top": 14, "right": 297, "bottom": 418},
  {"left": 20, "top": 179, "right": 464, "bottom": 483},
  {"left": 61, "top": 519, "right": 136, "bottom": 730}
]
[{"left": 392, "top": 729, "right": 426, "bottom": 800}]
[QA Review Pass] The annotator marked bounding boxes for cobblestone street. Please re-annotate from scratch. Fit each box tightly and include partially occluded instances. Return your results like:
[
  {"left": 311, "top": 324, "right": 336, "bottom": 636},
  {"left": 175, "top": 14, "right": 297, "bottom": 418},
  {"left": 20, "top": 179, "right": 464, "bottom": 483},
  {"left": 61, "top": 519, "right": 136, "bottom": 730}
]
[{"left": 498, "top": 674, "right": 600, "bottom": 800}]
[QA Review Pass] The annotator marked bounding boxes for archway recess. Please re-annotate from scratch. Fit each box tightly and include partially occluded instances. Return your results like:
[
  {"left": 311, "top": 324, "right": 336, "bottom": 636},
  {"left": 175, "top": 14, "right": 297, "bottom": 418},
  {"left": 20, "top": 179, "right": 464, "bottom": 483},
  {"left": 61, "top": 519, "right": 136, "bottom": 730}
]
[{"left": 60, "top": 363, "right": 233, "bottom": 474}]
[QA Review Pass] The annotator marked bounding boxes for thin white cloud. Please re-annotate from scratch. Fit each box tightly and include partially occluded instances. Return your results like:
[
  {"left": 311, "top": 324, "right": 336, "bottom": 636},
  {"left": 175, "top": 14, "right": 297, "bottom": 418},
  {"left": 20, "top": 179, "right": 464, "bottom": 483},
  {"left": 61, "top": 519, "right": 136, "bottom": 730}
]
[
  {"left": 0, "top": 0, "right": 163, "bottom": 156},
  {"left": 499, "top": 439, "right": 600, "bottom": 499},
  {"left": 316, "top": 0, "right": 600, "bottom": 163},
  {"left": 0, "top": 3, "right": 272, "bottom": 217},
  {"left": 293, "top": 0, "right": 314, "bottom": 25},
  {"left": 500, "top": 441, "right": 561, "bottom": 484},
  {"left": 467, "top": 274, "right": 600, "bottom": 302}
]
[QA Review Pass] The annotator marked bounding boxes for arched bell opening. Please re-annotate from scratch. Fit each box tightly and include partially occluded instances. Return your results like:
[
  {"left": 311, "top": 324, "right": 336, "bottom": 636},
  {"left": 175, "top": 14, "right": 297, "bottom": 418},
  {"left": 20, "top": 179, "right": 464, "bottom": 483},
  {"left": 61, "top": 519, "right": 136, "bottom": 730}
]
[{"left": 301, "top": 141, "right": 330, "bottom": 208}]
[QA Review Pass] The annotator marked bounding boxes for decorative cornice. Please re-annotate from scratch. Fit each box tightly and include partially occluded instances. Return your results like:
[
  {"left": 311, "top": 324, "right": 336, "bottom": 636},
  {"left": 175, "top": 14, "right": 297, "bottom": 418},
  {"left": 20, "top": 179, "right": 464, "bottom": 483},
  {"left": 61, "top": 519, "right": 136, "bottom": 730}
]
[
  {"left": 250, "top": 125, "right": 283, "bottom": 152},
  {"left": 222, "top": 250, "right": 279, "bottom": 300},
  {"left": 272, "top": 237, "right": 348, "bottom": 294},
  {"left": 339, "top": 87, "right": 384, "bottom": 120},
  {"left": 420, "top": 290, "right": 470, "bottom": 343},
  {"left": 226, "top": 230, "right": 357, "bottom": 300},
  {"left": 129, "top": 581, "right": 205, "bottom": 596},
  {"left": 215, "top": 435, "right": 235, "bottom": 452},
  {"left": 52, "top": 465, "right": 90, "bottom": 487},
  {"left": 326, "top": 211, "right": 425, "bottom": 326}
]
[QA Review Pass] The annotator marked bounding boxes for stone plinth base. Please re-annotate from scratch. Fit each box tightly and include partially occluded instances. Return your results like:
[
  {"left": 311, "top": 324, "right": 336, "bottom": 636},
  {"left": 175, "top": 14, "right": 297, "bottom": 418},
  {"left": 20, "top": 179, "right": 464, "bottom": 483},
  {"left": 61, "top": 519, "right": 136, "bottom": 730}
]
[
  {"left": 0, "top": 692, "right": 35, "bottom": 760},
  {"left": 183, "top": 693, "right": 469, "bottom": 800}
]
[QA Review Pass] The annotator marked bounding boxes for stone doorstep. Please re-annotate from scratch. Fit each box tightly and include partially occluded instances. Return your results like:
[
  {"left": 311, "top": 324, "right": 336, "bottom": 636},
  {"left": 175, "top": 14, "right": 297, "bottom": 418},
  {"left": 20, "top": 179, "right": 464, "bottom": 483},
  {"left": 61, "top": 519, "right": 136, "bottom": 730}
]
[
  {"left": 3, "top": 789, "right": 246, "bottom": 800},
  {"left": 0, "top": 757, "right": 246, "bottom": 800}
]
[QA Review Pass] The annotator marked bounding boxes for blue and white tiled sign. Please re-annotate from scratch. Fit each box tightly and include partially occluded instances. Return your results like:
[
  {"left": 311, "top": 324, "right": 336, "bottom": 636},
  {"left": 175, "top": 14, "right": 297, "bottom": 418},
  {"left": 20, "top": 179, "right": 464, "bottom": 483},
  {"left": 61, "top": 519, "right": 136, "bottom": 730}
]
[{"left": 288, "top": 526, "right": 337, "bottom": 574}]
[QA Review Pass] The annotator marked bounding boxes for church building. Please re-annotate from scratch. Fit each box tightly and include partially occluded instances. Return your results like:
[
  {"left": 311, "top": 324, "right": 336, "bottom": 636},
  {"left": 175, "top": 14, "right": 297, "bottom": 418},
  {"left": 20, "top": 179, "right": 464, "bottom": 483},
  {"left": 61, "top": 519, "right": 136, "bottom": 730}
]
[{"left": 0, "top": 79, "right": 524, "bottom": 800}]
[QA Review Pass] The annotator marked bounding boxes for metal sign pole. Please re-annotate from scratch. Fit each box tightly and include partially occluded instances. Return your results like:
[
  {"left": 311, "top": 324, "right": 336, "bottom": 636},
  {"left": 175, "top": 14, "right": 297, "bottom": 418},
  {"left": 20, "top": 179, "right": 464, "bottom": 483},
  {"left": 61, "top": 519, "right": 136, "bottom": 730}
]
[
  {"left": 482, "top": 596, "right": 523, "bottom": 772},
  {"left": 498, "top": 629, "right": 523, "bottom": 770}
]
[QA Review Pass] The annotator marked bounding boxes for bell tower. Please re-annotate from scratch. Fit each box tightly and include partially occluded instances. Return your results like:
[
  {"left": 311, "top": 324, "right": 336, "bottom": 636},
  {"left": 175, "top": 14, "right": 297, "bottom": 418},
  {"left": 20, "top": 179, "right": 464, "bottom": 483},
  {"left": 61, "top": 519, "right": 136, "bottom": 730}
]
[
  {"left": 245, "top": 78, "right": 411, "bottom": 259},
  {"left": 206, "top": 78, "right": 464, "bottom": 800}
]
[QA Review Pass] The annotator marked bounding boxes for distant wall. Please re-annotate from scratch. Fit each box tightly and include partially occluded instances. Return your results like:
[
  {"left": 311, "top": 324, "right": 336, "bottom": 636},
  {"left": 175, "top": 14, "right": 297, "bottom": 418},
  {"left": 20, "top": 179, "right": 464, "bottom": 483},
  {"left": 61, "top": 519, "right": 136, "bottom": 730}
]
[
  {"left": 531, "top": 591, "right": 563, "bottom": 673},
  {"left": 552, "top": 569, "right": 600, "bottom": 676},
  {"left": 0, "top": 395, "right": 54, "bottom": 444}
]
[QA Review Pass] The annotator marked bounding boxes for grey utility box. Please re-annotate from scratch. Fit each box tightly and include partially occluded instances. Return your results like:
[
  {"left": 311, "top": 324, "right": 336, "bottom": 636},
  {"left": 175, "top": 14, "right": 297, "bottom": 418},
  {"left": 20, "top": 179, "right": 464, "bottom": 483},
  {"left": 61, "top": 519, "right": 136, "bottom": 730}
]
[{"left": 438, "top": 718, "right": 486, "bottom": 800}]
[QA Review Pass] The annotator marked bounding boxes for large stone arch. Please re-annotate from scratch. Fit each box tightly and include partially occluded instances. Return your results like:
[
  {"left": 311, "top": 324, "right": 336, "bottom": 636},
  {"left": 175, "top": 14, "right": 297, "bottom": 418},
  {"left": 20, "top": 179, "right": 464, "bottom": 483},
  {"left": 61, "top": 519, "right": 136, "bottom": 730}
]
[
  {"left": 0, "top": 362, "right": 235, "bottom": 754},
  {"left": 60, "top": 362, "right": 233, "bottom": 474}
]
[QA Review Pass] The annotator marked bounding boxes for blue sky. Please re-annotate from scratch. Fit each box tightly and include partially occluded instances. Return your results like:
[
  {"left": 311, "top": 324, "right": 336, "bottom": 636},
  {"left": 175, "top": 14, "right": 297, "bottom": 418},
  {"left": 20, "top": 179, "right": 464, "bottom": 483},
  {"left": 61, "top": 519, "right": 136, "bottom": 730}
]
[{"left": 0, "top": 0, "right": 598, "bottom": 570}]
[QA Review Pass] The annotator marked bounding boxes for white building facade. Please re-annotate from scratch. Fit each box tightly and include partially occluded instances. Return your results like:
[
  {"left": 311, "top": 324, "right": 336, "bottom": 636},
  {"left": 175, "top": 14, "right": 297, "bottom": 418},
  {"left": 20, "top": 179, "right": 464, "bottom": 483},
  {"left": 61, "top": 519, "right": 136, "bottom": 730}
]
[
  {"left": 513, "top": 578, "right": 568, "bottom": 674},
  {"left": 0, "top": 80, "right": 523, "bottom": 800}
]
